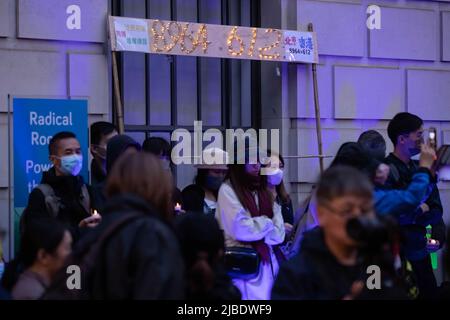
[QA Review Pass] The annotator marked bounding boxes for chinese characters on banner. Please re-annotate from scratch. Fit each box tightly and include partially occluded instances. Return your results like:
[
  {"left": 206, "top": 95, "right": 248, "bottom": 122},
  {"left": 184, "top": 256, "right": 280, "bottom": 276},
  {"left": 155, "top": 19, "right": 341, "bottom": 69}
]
[
  {"left": 109, "top": 16, "right": 318, "bottom": 64},
  {"left": 283, "top": 31, "right": 316, "bottom": 64},
  {"left": 113, "top": 17, "right": 150, "bottom": 53}
]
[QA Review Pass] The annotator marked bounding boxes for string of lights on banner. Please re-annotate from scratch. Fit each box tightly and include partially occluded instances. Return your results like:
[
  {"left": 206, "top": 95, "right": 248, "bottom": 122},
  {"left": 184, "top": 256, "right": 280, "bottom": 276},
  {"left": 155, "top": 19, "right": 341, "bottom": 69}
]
[{"left": 108, "top": 16, "right": 319, "bottom": 64}]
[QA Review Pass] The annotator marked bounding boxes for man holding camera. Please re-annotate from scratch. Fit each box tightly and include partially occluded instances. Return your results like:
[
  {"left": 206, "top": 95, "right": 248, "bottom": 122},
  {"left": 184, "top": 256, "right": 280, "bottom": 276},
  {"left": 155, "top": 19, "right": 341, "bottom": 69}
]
[
  {"left": 272, "top": 166, "right": 405, "bottom": 300},
  {"left": 385, "top": 112, "right": 446, "bottom": 299}
]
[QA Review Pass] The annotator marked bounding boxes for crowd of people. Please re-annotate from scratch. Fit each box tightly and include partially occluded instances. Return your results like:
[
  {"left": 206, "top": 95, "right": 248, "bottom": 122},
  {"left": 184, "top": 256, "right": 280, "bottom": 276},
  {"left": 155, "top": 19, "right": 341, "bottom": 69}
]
[{"left": 0, "top": 112, "right": 449, "bottom": 300}]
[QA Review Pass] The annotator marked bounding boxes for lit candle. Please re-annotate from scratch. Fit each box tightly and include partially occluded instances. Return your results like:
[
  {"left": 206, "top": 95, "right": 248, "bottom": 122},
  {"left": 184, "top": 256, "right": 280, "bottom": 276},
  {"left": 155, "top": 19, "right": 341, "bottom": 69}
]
[
  {"left": 430, "top": 239, "right": 436, "bottom": 245},
  {"left": 92, "top": 210, "right": 99, "bottom": 217},
  {"left": 174, "top": 203, "right": 182, "bottom": 213}
]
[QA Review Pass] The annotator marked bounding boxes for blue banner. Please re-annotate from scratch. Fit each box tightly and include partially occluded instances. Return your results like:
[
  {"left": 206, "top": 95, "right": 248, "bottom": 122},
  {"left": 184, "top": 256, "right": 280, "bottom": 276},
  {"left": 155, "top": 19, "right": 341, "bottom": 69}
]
[{"left": 13, "top": 98, "right": 88, "bottom": 248}]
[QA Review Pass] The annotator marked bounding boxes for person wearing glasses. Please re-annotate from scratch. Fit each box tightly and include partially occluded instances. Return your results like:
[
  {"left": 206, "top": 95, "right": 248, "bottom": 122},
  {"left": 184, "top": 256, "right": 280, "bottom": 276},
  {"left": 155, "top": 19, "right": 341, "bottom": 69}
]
[{"left": 272, "top": 166, "right": 379, "bottom": 300}]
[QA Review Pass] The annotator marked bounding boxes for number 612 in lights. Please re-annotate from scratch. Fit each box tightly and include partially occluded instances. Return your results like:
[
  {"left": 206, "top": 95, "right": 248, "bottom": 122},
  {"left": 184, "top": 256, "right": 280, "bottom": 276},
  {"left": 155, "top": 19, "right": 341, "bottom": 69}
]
[
  {"left": 227, "top": 27, "right": 282, "bottom": 60},
  {"left": 149, "top": 20, "right": 283, "bottom": 60}
]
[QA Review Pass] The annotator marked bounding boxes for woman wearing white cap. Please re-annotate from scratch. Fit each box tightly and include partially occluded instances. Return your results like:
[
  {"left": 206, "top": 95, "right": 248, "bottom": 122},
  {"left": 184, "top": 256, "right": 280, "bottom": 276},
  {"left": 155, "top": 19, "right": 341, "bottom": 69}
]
[{"left": 182, "top": 148, "right": 229, "bottom": 215}]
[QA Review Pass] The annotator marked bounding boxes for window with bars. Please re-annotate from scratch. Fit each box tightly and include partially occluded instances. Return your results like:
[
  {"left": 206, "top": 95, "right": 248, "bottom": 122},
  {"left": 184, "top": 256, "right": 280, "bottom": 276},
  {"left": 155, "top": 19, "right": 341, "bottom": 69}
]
[{"left": 111, "top": 0, "right": 261, "bottom": 188}]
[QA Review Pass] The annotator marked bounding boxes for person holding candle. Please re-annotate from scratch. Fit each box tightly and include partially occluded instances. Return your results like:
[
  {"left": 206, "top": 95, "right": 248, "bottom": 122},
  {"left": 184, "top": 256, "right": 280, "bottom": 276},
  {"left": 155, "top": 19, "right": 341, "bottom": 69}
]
[
  {"left": 328, "top": 138, "right": 440, "bottom": 299},
  {"left": 22, "top": 132, "right": 100, "bottom": 242},
  {"left": 142, "top": 137, "right": 183, "bottom": 213},
  {"left": 44, "top": 152, "right": 184, "bottom": 299},
  {"left": 384, "top": 113, "right": 446, "bottom": 299}
]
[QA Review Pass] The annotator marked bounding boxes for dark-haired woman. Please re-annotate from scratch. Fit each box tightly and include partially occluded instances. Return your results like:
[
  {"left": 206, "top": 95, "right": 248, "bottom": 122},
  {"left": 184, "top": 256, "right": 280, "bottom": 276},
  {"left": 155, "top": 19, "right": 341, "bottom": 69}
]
[
  {"left": 216, "top": 158, "right": 285, "bottom": 300},
  {"left": 58, "top": 152, "right": 185, "bottom": 299},
  {"left": 265, "top": 152, "right": 294, "bottom": 234}
]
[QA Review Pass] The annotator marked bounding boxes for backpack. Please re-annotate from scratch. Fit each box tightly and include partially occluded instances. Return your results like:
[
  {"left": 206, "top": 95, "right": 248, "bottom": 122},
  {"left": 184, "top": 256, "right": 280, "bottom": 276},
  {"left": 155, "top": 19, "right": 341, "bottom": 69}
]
[
  {"left": 41, "top": 211, "right": 142, "bottom": 300},
  {"left": 36, "top": 184, "right": 90, "bottom": 217}
]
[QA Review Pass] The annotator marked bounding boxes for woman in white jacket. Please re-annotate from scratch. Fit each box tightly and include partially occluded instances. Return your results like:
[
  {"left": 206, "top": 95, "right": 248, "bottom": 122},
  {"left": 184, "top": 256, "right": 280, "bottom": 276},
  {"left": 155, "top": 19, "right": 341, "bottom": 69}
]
[{"left": 216, "top": 161, "right": 285, "bottom": 300}]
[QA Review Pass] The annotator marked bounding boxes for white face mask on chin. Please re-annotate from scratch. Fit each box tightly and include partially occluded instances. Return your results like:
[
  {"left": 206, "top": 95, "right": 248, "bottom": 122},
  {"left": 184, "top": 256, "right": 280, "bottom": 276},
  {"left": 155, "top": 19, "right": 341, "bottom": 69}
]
[{"left": 267, "top": 168, "right": 284, "bottom": 186}]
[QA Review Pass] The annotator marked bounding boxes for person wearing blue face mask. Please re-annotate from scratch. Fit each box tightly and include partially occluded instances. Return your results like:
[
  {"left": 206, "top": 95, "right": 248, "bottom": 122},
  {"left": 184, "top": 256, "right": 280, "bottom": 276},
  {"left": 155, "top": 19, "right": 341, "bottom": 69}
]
[
  {"left": 182, "top": 148, "right": 229, "bottom": 215},
  {"left": 22, "top": 131, "right": 100, "bottom": 242}
]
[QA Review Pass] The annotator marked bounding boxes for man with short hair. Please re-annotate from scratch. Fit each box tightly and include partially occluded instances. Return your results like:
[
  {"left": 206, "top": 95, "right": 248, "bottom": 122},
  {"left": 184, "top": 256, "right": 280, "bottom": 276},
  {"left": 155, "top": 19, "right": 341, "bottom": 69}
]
[
  {"left": 358, "top": 130, "right": 387, "bottom": 161},
  {"left": 90, "top": 134, "right": 141, "bottom": 212},
  {"left": 272, "top": 166, "right": 406, "bottom": 300},
  {"left": 385, "top": 112, "right": 446, "bottom": 299},
  {"left": 142, "top": 137, "right": 171, "bottom": 171},
  {"left": 23, "top": 131, "right": 99, "bottom": 238},
  {"left": 90, "top": 122, "right": 117, "bottom": 186},
  {"left": 142, "top": 136, "right": 183, "bottom": 208}
]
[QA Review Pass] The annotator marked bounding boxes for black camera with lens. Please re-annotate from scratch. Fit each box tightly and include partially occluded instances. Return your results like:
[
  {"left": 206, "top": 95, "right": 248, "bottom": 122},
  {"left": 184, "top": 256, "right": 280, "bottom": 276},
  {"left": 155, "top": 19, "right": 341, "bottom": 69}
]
[
  {"left": 347, "top": 216, "right": 390, "bottom": 249},
  {"left": 346, "top": 215, "right": 400, "bottom": 269},
  {"left": 346, "top": 216, "right": 411, "bottom": 299}
]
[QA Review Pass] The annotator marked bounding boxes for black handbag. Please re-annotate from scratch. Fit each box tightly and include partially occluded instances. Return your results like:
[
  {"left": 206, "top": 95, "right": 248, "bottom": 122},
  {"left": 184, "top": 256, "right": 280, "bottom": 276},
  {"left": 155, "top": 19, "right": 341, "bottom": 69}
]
[{"left": 224, "top": 247, "right": 261, "bottom": 280}]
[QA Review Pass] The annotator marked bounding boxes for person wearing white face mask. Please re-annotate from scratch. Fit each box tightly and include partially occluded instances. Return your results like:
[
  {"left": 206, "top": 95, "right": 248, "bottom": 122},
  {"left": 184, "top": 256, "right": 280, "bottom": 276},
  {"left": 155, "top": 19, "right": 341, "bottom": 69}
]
[
  {"left": 22, "top": 131, "right": 101, "bottom": 243},
  {"left": 265, "top": 152, "right": 294, "bottom": 238}
]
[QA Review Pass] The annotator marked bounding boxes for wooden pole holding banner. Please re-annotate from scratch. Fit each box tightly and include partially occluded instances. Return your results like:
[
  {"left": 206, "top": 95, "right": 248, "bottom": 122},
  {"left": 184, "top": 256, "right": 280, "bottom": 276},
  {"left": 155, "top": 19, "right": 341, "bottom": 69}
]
[
  {"left": 112, "top": 51, "right": 125, "bottom": 134},
  {"left": 108, "top": 17, "right": 124, "bottom": 134},
  {"left": 308, "top": 23, "right": 324, "bottom": 174}
]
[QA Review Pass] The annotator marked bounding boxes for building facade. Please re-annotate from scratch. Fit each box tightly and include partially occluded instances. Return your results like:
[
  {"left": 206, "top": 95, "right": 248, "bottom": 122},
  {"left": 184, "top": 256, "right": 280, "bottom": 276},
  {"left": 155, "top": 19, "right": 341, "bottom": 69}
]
[{"left": 1, "top": 0, "right": 450, "bottom": 282}]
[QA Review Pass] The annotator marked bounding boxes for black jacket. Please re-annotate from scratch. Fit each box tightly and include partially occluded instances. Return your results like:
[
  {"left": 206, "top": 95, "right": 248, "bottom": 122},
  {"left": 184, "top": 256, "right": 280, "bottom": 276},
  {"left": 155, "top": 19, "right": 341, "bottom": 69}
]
[
  {"left": 90, "top": 159, "right": 106, "bottom": 187},
  {"left": 385, "top": 153, "right": 446, "bottom": 261},
  {"left": 91, "top": 135, "right": 141, "bottom": 213},
  {"left": 22, "top": 167, "right": 92, "bottom": 237},
  {"left": 72, "top": 194, "right": 185, "bottom": 299},
  {"left": 272, "top": 227, "right": 364, "bottom": 300},
  {"left": 277, "top": 196, "right": 294, "bottom": 225}
]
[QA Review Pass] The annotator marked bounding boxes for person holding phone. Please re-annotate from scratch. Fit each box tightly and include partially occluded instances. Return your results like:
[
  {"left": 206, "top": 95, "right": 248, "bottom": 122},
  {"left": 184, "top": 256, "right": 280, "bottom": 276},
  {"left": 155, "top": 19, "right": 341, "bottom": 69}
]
[{"left": 385, "top": 112, "right": 446, "bottom": 300}]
